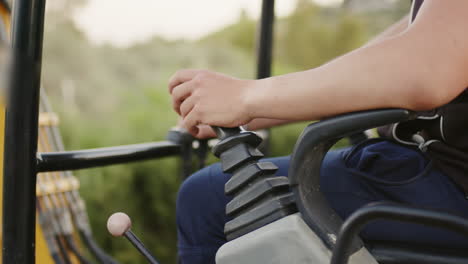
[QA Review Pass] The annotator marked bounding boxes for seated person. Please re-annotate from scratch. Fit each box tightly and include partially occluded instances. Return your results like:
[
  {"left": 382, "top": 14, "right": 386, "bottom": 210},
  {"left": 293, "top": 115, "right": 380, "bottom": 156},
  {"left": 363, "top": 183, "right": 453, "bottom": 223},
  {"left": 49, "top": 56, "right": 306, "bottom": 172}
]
[{"left": 168, "top": 1, "right": 468, "bottom": 263}]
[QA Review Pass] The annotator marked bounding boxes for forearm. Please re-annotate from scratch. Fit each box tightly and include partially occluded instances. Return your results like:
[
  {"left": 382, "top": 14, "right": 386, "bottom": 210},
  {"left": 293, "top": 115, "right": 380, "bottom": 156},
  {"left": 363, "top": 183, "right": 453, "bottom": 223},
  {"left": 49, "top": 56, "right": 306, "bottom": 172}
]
[
  {"left": 246, "top": 1, "right": 468, "bottom": 122},
  {"left": 247, "top": 33, "right": 464, "bottom": 121},
  {"left": 247, "top": 16, "right": 409, "bottom": 125},
  {"left": 244, "top": 15, "right": 410, "bottom": 126}
]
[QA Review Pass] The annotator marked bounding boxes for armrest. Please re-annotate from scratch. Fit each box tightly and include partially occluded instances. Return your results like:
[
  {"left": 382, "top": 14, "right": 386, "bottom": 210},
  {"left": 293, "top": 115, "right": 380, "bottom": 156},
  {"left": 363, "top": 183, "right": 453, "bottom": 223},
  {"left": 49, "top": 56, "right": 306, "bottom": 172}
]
[
  {"left": 288, "top": 108, "right": 416, "bottom": 250},
  {"left": 37, "top": 141, "right": 181, "bottom": 172},
  {"left": 37, "top": 129, "right": 196, "bottom": 173}
]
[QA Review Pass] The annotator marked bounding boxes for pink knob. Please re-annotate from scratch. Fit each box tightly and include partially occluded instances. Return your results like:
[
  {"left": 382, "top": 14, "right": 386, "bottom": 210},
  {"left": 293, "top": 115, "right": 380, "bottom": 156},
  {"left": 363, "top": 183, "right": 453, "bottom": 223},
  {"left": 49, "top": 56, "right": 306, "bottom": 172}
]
[{"left": 107, "top": 212, "right": 132, "bottom": 237}]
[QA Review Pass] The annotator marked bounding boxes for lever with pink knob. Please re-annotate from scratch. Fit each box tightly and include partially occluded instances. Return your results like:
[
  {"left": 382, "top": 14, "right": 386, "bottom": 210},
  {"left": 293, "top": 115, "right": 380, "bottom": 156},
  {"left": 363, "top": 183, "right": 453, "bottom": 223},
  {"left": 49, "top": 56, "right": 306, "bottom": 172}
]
[{"left": 107, "top": 212, "right": 160, "bottom": 264}]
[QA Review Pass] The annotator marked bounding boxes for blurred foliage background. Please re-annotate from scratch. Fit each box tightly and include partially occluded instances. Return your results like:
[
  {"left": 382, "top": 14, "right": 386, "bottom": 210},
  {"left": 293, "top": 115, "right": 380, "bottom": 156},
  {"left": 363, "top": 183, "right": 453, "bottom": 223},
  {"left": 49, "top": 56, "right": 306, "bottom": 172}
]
[{"left": 40, "top": 0, "right": 408, "bottom": 262}]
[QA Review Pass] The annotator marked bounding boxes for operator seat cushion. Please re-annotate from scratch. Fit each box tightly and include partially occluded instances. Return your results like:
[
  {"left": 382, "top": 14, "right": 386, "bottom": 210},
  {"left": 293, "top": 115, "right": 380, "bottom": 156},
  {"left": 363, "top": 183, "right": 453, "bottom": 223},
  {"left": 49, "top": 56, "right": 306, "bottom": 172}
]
[{"left": 320, "top": 138, "right": 468, "bottom": 248}]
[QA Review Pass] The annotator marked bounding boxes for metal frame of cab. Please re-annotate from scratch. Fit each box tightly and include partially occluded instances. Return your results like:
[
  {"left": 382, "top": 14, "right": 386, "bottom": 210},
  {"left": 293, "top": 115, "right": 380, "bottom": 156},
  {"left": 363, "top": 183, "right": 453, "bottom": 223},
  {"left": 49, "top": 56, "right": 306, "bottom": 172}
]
[{"left": 1, "top": 0, "right": 274, "bottom": 262}]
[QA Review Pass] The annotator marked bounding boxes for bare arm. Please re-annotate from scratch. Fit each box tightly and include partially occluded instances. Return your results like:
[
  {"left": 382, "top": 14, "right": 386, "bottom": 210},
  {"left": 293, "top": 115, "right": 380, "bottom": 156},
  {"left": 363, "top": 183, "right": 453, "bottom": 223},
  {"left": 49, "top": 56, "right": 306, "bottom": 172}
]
[
  {"left": 171, "top": 14, "right": 410, "bottom": 135},
  {"left": 244, "top": 14, "right": 410, "bottom": 131},
  {"left": 170, "top": 0, "right": 468, "bottom": 136},
  {"left": 175, "top": 15, "right": 410, "bottom": 137},
  {"left": 246, "top": 0, "right": 468, "bottom": 121}
]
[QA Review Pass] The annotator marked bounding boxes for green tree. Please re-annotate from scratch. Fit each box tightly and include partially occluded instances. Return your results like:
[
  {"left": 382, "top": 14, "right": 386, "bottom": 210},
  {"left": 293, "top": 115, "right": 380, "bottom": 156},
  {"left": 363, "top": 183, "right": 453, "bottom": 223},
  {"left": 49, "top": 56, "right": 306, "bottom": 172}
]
[{"left": 279, "top": 0, "right": 367, "bottom": 70}]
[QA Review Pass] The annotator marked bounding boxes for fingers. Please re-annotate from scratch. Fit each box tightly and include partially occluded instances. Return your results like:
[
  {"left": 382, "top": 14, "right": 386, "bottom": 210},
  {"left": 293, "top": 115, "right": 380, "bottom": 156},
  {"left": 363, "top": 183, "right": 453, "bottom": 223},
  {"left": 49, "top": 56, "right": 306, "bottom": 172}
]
[
  {"left": 183, "top": 108, "right": 201, "bottom": 136},
  {"left": 172, "top": 81, "right": 195, "bottom": 115},
  {"left": 179, "top": 94, "right": 197, "bottom": 118},
  {"left": 168, "top": 69, "right": 202, "bottom": 94}
]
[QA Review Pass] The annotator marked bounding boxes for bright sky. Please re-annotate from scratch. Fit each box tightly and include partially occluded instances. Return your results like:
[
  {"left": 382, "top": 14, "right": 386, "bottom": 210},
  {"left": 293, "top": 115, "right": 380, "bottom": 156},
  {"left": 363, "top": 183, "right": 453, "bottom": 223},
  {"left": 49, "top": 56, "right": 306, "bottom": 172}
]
[{"left": 74, "top": 0, "right": 342, "bottom": 47}]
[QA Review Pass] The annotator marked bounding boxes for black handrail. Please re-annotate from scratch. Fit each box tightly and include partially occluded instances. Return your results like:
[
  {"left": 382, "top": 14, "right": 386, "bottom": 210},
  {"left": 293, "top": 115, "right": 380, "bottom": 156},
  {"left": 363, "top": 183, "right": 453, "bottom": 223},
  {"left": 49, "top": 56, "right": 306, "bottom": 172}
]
[
  {"left": 3, "top": 0, "right": 46, "bottom": 262},
  {"left": 254, "top": 0, "right": 275, "bottom": 155},
  {"left": 256, "top": 0, "right": 274, "bottom": 80},
  {"left": 37, "top": 141, "right": 181, "bottom": 172}
]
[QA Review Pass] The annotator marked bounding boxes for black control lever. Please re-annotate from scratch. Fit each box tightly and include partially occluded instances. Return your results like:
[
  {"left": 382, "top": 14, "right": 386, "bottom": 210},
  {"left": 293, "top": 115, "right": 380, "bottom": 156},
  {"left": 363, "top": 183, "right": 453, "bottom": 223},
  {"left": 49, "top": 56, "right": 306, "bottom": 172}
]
[
  {"left": 107, "top": 126, "right": 295, "bottom": 262},
  {"left": 210, "top": 126, "right": 297, "bottom": 240},
  {"left": 212, "top": 126, "right": 242, "bottom": 139},
  {"left": 107, "top": 213, "right": 160, "bottom": 264}
]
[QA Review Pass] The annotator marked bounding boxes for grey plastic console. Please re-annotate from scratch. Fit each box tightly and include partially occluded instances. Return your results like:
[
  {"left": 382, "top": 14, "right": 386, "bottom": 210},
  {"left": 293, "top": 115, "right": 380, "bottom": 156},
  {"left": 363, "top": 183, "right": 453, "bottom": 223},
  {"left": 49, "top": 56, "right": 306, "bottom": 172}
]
[{"left": 216, "top": 213, "right": 377, "bottom": 264}]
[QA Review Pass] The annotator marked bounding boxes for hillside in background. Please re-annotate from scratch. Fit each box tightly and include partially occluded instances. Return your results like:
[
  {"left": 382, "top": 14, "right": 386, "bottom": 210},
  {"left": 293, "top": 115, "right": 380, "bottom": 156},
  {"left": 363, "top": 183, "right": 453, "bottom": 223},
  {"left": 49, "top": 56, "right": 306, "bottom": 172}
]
[{"left": 41, "top": 0, "right": 408, "bottom": 262}]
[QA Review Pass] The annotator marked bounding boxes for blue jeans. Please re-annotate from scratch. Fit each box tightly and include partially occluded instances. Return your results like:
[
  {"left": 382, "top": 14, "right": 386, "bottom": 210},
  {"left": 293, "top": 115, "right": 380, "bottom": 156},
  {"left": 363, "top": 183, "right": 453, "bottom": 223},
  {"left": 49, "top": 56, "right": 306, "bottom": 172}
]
[{"left": 176, "top": 139, "right": 468, "bottom": 264}]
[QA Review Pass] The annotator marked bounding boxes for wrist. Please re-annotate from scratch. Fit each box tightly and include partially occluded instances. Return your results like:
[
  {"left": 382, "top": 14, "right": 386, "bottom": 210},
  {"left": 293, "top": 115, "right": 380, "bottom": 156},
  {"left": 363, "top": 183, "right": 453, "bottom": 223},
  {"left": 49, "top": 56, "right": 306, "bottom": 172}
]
[{"left": 243, "top": 78, "right": 271, "bottom": 120}]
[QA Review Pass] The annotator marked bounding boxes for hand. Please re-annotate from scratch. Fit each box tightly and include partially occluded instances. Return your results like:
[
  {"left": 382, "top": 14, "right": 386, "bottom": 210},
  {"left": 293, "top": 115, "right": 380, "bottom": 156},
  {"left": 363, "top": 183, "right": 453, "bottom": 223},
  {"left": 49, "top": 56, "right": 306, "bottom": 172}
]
[{"left": 169, "top": 69, "right": 254, "bottom": 137}]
